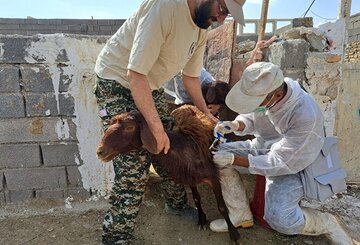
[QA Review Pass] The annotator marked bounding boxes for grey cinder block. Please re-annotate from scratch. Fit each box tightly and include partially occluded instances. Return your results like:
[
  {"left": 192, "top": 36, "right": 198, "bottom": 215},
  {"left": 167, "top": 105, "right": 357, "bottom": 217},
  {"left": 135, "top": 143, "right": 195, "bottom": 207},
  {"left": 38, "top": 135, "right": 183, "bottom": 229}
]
[
  {"left": 0, "top": 93, "right": 25, "bottom": 118},
  {"left": 20, "top": 65, "right": 54, "bottom": 92},
  {"left": 7, "top": 190, "right": 34, "bottom": 203},
  {"left": 41, "top": 143, "right": 79, "bottom": 167},
  {"left": 268, "top": 39, "right": 310, "bottom": 69},
  {"left": 66, "top": 166, "right": 83, "bottom": 187},
  {"left": 24, "top": 93, "right": 59, "bottom": 116},
  {"left": 0, "top": 36, "right": 38, "bottom": 63},
  {"left": 0, "top": 66, "right": 20, "bottom": 92},
  {"left": 36, "top": 189, "right": 64, "bottom": 199},
  {"left": 0, "top": 117, "right": 77, "bottom": 144},
  {"left": 0, "top": 144, "right": 42, "bottom": 169},
  {"left": 4, "top": 167, "right": 67, "bottom": 190},
  {"left": 59, "top": 93, "right": 75, "bottom": 116},
  {"left": 66, "top": 188, "right": 91, "bottom": 199}
]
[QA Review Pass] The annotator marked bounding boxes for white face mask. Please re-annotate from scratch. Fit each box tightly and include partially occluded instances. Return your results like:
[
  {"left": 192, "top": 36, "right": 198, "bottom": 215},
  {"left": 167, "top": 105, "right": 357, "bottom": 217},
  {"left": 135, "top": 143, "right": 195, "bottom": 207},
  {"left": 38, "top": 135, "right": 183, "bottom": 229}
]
[{"left": 253, "top": 92, "right": 277, "bottom": 113}]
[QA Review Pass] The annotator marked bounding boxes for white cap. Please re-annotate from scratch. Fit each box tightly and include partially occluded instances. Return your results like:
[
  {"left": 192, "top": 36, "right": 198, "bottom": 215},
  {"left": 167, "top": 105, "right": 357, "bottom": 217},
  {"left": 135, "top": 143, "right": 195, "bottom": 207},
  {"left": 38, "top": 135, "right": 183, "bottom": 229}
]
[
  {"left": 224, "top": 0, "right": 245, "bottom": 25},
  {"left": 225, "top": 62, "right": 284, "bottom": 114}
]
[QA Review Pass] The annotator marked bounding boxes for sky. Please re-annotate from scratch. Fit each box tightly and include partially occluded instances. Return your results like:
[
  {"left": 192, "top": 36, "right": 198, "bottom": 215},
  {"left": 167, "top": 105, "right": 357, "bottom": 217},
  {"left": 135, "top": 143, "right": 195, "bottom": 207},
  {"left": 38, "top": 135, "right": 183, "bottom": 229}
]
[{"left": 0, "top": 0, "right": 359, "bottom": 27}]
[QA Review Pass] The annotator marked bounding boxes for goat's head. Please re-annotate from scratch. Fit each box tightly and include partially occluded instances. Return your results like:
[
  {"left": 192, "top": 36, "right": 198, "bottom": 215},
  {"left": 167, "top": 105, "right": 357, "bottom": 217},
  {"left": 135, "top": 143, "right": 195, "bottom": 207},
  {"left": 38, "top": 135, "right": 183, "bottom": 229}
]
[
  {"left": 96, "top": 111, "right": 157, "bottom": 162},
  {"left": 202, "top": 80, "right": 229, "bottom": 105},
  {"left": 202, "top": 80, "right": 230, "bottom": 118}
]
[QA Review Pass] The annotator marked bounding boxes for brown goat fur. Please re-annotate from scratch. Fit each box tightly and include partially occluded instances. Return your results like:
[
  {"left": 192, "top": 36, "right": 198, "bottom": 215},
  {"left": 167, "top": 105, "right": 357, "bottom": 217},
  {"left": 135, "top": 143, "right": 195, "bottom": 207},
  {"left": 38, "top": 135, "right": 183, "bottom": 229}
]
[
  {"left": 171, "top": 105, "right": 215, "bottom": 151},
  {"left": 96, "top": 104, "right": 240, "bottom": 243}
]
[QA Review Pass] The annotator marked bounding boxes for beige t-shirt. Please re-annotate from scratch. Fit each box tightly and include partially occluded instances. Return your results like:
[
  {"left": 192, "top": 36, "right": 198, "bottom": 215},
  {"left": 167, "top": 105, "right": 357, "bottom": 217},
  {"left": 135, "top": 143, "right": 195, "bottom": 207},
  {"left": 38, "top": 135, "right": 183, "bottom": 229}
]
[{"left": 95, "top": 0, "right": 208, "bottom": 90}]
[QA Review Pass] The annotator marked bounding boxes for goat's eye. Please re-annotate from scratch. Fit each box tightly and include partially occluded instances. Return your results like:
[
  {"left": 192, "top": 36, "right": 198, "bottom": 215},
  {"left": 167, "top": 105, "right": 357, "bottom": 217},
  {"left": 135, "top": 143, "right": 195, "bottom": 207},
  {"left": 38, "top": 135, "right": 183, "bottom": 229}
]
[{"left": 124, "top": 125, "right": 135, "bottom": 132}]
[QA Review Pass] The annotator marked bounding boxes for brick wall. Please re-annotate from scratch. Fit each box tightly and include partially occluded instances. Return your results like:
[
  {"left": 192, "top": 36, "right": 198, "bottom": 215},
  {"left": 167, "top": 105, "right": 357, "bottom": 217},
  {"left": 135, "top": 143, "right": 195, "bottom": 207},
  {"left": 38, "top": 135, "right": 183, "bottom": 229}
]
[
  {"left": 0, "top": 18, "right": 125, "bottom": 36},
  {"left": 347, "top": 13, "right": 360, "bottom": 43},
  {"left": 0, "top": 34, "right": 114, "bottom": 204},
  {"left": 345, "top": 41, "right": 360, "bottom": 61}
]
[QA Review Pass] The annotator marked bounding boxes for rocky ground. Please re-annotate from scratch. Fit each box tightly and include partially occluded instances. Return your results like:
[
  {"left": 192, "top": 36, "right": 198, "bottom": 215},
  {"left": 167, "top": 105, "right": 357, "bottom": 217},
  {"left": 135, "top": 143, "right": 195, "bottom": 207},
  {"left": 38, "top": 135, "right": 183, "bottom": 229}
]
[{"left": 0, "top": 173, "right": 359, "bottom": 245}]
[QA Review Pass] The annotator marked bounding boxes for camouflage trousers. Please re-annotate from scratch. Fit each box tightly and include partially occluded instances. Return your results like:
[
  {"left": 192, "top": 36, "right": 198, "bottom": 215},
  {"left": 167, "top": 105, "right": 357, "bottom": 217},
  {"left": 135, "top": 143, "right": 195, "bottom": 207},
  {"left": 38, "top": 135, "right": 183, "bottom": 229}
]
[{"left": 94, "top": 77, "right": 188, "bottom": 244}]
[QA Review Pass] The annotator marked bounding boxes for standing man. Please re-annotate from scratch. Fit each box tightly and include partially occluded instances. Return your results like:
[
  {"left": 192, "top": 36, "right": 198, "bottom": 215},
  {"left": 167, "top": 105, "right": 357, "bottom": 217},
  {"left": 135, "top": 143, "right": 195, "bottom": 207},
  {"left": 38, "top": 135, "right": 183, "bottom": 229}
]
[
  {"left": 211, "top": 62, "right": 354, "bottom": 245},
  {"left": 94, "top": 0, "right": 246, "bottom": 244}
]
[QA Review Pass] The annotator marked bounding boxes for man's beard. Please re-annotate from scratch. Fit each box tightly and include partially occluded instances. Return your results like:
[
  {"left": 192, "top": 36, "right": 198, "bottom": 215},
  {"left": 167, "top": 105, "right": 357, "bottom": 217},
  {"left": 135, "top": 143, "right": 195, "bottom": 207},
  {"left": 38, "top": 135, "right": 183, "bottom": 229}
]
[{"left": 194, "top": 0, "right": 214, "bottom": 29}]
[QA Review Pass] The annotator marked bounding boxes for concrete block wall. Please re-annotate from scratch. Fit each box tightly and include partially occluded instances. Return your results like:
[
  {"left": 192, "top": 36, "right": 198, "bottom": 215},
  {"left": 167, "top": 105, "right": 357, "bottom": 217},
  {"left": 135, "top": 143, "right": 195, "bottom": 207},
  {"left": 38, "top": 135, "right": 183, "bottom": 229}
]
[
  {"left": 0, "top": 18, "right": 125, "bottom": 36},
  {"left": 335, "top": 13, "right": 360, "bottom": 183},
  {"left": 0, "top": 34, "right": 115, "bottom": 204},
  {"left": 337, "top": 62, "right": 360, "bottom": 183},
  {"left": 268, "top": 39, "right": 310, "bottom": 81},
  {"left": 232, "top": 20, "right": 346, "bottom": 138},
  {"left": 347, "top": 13, "right": 360, "bottom": 43}
]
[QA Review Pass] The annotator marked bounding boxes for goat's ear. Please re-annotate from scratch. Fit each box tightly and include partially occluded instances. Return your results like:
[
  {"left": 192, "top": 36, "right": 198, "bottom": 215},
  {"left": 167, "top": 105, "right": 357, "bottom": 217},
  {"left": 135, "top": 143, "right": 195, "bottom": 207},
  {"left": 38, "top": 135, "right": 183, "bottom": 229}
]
[
  {"left": 205, "top": 86, "right": 216, "bottom": 104},
  {"left": 139, "top": 117, "right": 158, "bottom": 154}
]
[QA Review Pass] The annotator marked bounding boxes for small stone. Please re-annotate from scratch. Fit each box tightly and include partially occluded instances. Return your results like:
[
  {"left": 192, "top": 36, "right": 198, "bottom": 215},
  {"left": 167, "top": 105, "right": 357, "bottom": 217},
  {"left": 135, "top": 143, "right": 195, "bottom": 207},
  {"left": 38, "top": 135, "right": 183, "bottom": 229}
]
[
  {"left": 325, "top": 54, "right": 341, "bottom": 63},
  {"left": 236, "top": 40, "right": 256, "bottom": 54},
  {"left": 303, "top": 239, "right": 314, "bottom": 244}
]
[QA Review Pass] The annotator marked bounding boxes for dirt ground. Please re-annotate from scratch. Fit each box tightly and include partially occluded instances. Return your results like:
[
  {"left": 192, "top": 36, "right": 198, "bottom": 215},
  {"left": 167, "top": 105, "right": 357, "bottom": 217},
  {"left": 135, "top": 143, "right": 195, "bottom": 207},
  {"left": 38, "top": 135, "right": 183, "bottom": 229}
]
[{"left": 0, "top": 173, "right": 359, "bottom": 245}]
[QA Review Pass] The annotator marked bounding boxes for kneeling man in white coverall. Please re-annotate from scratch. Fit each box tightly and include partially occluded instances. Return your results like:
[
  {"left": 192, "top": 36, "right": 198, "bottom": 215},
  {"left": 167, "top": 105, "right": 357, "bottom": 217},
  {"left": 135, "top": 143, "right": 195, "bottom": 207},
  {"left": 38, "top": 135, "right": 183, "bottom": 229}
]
[{"left": 210, "top": 62, "right": 354, "bottom": 245}]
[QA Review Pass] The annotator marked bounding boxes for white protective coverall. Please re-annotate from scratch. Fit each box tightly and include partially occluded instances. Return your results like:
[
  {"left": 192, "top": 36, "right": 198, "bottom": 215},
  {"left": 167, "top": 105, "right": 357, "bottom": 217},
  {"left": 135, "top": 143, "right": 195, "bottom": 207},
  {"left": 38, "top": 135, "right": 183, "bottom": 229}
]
[
  {"left": 163, "top": 67, "right": 215, "bottom": 105},
  {"left": 218, "top": 78, "right": 325, "bottom": 234}
]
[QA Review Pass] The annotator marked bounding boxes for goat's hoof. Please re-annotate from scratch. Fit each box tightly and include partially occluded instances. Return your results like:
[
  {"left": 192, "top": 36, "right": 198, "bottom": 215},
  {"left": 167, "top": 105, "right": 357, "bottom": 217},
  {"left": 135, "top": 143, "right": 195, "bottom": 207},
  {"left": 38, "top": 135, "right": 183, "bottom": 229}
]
[
  {"left": 198, "top": 224, "right": 207, "bottom": 231},
  {"left": 197, "top": 217, "right": 207, "bottom": 231},
  {"left": 229, "top": 234, "right": 241, "bottom": 245},
  {"left": 230, "top": 240, "right": 242, "bottom": 245}
]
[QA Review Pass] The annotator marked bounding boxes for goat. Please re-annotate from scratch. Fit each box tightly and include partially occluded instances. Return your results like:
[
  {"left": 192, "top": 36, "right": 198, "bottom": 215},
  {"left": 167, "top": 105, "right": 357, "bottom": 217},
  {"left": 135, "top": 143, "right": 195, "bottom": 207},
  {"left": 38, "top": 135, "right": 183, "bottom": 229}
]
[
  {"left": 96, "top": 104, "right": 241, "bottom": 244},
  {"left": 203, "top": 80, "right": 253, "bottom": 142}
]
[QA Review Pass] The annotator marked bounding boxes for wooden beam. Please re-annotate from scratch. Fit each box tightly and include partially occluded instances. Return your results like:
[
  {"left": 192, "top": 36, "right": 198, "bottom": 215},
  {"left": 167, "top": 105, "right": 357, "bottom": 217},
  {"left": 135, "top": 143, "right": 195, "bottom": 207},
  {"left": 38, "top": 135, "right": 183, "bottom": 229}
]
[{"left": 258, "top": 0, "right": 270, "bottom": 42}]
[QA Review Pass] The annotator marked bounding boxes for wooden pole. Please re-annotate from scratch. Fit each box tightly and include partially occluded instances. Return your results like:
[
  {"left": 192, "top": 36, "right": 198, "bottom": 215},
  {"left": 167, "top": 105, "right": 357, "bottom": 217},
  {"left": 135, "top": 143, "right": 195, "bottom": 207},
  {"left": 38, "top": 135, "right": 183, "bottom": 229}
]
[
  {"left": 258, "top": 0, "right": 270, "bottom": 42},
  {"left": 339, "top": 0, "right": 352, "bottom": 21},
  {"left": 339, "top": 0, "right": 352, "bottom": 19}
]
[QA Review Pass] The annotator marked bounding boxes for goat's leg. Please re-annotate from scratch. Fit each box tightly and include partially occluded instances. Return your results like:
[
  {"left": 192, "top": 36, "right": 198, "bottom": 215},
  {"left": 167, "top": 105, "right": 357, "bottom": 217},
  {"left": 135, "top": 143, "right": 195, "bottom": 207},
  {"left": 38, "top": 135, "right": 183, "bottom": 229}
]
[
  {"left": 205, "top": 178, "right": 241, "bottom": 244},
  {"left": 189, "top": 185, "right": 207, "bottom": 230}
]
